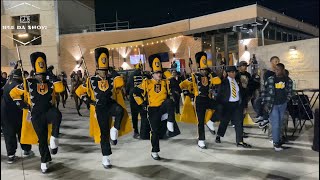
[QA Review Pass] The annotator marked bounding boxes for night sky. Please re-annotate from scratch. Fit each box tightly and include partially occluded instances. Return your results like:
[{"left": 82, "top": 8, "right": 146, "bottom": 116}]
[{"left": 95, "top": 0, "right": 319, "bottom": 28}]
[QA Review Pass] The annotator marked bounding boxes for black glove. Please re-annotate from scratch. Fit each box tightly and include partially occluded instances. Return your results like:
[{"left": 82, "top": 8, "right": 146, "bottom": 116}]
[
  {"left": 16, "top": 100, "right": 30, "bottom": 110},
  {"left": 182, "top": 90, "right": 190, "bottom": 95}
]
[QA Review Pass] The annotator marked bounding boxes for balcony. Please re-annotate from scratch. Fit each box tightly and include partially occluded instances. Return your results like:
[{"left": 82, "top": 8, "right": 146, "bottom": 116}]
[{"left": 59, "top": 21, "right": 130, "bottom": 35}]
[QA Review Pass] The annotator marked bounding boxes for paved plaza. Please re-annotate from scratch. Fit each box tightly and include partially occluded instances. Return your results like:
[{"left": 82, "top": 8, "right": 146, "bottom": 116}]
[{"left": 1, "top": 100, "right": 319, "bottom": 180}]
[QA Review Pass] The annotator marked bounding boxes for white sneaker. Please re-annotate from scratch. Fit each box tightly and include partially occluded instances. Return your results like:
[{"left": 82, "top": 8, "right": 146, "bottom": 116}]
[
  {"left": 206, "top": 120, "right": 215, "bottom": 131},
  {"left": 110, "top": 127, "right": 118, "bottom": 141},
  {"left": 102, "top": 156, "right": 112, "bottom": 169},
  {"left": 151, "top": 152, "right": 161, "bottom": 160},
  {"left": 274, "top": 146, "right": 284, "bottom": 152},
  {"left": 167, "top": 121, "right": 174, "bottom": 132},
  {"left": 198, "top": 140, "right": 207, "bottom": 149},
  {"left": 50, "top": 136, "right": 59, "bottom": 155},
  {"left": 41, "top": 162, "right": 49, "bottom": 173}
]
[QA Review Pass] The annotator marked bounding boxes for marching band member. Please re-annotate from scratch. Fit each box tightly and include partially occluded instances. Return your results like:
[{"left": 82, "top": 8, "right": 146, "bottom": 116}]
[
  {"left": 9, "top": 52, "right": 64, "bottom": 173},
  {"left": 190, "top": 51, "right": 221, "bottom": 149},
  {"left": 75, "top": 47, "right": 132, "bottom": 169},
  {"left": 1, "top": 69, "right": 34, "bottom": 164},
  {"left": 126, "top": 60, "right": 149, "bottom": 139},
  {"left": 133, "top": 54, "right": 179, "bottom": 160}
]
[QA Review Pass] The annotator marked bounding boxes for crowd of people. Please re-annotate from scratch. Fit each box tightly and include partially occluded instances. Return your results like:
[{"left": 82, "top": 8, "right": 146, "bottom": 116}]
[{"left": 0, "top": 48, "right": 294, "bottom": 173}]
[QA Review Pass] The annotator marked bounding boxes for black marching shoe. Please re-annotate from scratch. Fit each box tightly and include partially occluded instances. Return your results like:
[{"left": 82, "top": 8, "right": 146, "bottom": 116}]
[
  {"left": 215, "top": 136, "right": 221, "bottom": 143},
  {"left": 77, "top": 109, "right": 82, "bottom": 116},
  {"left": 237, "top": 142, "right": 252, "bottom": 148},
  {"left": 133, "top": 132, "right": 140, "bottom": 139},
  {"left": 208, "top": 128, "right": 216, "bottom": 135},
  {"left": 50, "top": 148, "right": 58, "bottom": 155},
  {"left": 259, "top": 120, "right": 269, "bottom": 129},
  {"left": 7, "top": 155, "right": 16, "bottom": 164},
  {"left": 23, "top": 150, "right": 35, "bottom": 158},
  {"left": 110, "top": 140, "right": 117, "bottom": 145},
  {"left": 243, "top": 132, "right": 249, "bottom": 138}
]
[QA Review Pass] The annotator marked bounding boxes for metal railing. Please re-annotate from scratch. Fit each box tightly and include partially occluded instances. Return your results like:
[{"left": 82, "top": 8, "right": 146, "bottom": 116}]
[{"left": 59, "top": 21, "right": 130, "bottom": 34}]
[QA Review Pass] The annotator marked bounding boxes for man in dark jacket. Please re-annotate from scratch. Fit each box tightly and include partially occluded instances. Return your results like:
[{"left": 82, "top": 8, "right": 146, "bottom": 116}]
[
  {"left": 263, "top": 63, "right": 293, "bottom": 151},
  {"left": 215, "top": 66, "right": 251, "bottom": 148}
]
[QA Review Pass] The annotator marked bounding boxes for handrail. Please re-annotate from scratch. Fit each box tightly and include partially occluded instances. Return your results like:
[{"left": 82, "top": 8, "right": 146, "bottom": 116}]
[{"left": 59, "top": 21, "right": 130, "bottom": 34}]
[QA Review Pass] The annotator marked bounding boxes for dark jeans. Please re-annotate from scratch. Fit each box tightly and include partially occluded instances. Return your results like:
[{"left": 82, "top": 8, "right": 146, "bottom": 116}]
[
  {"left": 195, "top": 96, "right": 219, "bottom": 140},
  {"left": 254, "top": 97, "right": 269, "bottom": 119},
  {"left": 217, "top": 101, "right": 244, "bottom": 143},
  {"left": 148, "top": 99, "right": 174, "bottom": 152},
  {"left": 1, "top": 100, "right": 31, "bottom": 156},
  {"left": 95, "top": 102, "right": 124, "bottom": 156},
  {"left": 31, "top": 107, "right": 62, "bottom": 163}
]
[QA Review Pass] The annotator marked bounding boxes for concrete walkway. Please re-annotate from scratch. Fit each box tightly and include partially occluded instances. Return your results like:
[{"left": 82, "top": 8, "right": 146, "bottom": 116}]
[{"left": 1, "top": 100, "right": 319, "bottom": 180}]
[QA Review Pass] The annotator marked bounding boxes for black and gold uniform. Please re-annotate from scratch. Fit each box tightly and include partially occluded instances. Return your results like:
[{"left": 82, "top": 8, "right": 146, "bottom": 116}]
[
  {"left": 133, "top": 54, "right": 179, "bottom": 160},
  {"left": 168, "top": 65, "right": 182, "bottom": 114},
  {"left": 75, "top": 47, "right": 132, "bottom": 169},
  {"left": 179, "top": 76, "right": 198, "bottom": 124},
  {"left": 9, "top": 52, "right": 64, "bottom": 173},
  {"left": 191, "top": 51, "right": 221, "bottom": 149},
  {"left": 1, "top": 69, "right": 33, "bottom": 163},
  {"left": 126, "top": 61, "right": 149, "bottom": 139}
]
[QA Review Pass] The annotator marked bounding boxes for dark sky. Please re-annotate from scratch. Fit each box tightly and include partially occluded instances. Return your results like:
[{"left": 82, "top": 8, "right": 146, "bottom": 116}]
[{"left": 95, "top": 0, "right": 319, "bottom": 28}]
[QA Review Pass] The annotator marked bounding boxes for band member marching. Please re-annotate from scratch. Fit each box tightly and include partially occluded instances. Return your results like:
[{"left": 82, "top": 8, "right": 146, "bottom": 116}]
[
  {"left": 168, "top": 62, "right": 182, "bottom": 115},
  {"left": 10, "top": 52, "right": 64, "bottom": 173},
  {"left": 1, "top": 69, "right": 34, "bottom": 164},
  {"left": 75, "top": 47, "right": 132, "bottom": 169},
  {"left": 126, "top": 60, "right": 149, "bottom": 139},
  {"left": 133, "top": 54, "right": 179, "bottom": 160},
  {"left": 188, "top": 51, "right": 221, "bottom": 149}
]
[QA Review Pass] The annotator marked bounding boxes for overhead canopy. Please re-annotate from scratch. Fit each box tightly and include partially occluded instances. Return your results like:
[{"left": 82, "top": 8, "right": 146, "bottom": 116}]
[{"left": 90, "top": 33, "right": 183, "bottom": 53}]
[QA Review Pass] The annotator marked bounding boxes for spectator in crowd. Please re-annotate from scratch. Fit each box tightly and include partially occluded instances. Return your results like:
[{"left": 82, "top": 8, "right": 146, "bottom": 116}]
[
  {"left": 236, "top": 61, "right": 252, "bottom": 113},
  {"left": 256, "top": 56, "right": 280, "bottom": 128},
  {"left": 2, "top": 71, "right": 8, "bottom": 78},
  {"left": 263, "top": 63, "right": 293, "bottom": 151},
  {"left": 264, "top": 56, "right": 280, "bottom": 82}
]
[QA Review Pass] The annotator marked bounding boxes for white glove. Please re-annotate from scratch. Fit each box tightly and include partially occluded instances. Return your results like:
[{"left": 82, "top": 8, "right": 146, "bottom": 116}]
[{"left": 161, "top": 113, "right": 168, "bottom": 121}]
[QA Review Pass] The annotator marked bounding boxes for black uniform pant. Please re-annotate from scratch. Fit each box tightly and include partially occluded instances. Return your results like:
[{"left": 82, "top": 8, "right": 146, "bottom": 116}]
[
  {"left": 217, "top": 101, "right": 244, "bottom": 143},
  {"left": 195, "top": 96, "right": 219, "bottom": 140},
  {"left": 95, "top": 102, "right": 124, "bottom": 156},
  {"left": 31, "top": 106, "right": 62, "bottom": 163},
  {"left": 60, "top": 90, "right": 68, "bottom": 105},
  {"left": 129, "top": 97, "right": 143, "bottom": 134},
  {"left": 148, "top": 99, "right": 174, "bottom": 152},
  {"left": 1, "top": 100, "right": 31, "bottom": 156},
  {"left": 173, "top": 93, "right": 181, "bottom": 114},
  {"left": 139, "top": 107, "right": 150, "bottom": 140}
]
